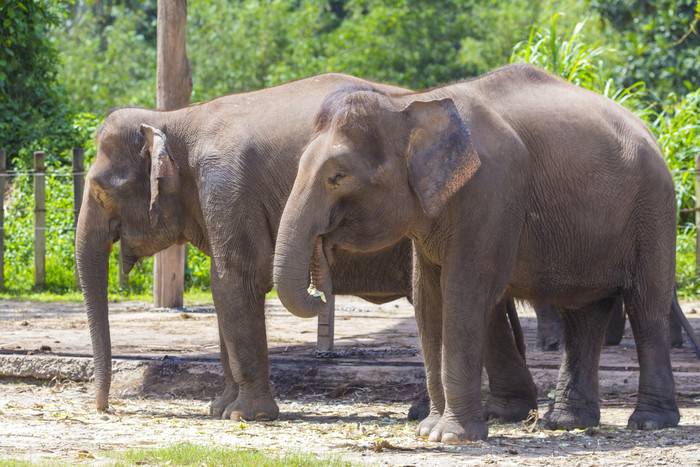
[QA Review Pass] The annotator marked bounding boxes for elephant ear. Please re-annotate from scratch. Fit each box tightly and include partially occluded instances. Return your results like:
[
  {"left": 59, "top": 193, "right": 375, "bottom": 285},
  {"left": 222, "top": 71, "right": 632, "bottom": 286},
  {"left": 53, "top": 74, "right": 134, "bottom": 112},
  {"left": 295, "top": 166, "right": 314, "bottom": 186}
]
[
  {"left": 139, "top": 124, "right": 180, "bottom": 225},
  {"left": 402, "top": 98, "right": 480, "bottom": 218}
]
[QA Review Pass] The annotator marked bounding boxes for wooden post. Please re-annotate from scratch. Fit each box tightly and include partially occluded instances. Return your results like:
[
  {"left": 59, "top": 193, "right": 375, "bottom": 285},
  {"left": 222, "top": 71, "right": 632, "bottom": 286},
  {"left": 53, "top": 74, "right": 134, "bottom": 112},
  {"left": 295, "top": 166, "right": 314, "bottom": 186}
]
[
  {"left": 34, "top": 151, "right": 46, "bottom": 289},
  {"left": 72, "top": 147, "right": 84, "bottom": 290},
  {"left": 153, "top": 0, "right": 191, "bottom": 308},
  {"left": 696, "top": 153, "right": 700, "bottom": 274},
  {"left": 0, "top": 149, "right": 5, "bottom": 289},
  {"left": 316, "top": 295, "right": 335, "bottom": 352}
]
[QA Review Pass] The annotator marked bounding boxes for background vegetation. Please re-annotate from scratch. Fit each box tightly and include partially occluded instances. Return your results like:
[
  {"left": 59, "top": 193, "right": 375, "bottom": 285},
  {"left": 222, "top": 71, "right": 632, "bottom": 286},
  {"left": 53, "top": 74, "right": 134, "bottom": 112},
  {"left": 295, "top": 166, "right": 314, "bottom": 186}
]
[{"left": 1, "top": 0, "right": 698, "bottom": 298}]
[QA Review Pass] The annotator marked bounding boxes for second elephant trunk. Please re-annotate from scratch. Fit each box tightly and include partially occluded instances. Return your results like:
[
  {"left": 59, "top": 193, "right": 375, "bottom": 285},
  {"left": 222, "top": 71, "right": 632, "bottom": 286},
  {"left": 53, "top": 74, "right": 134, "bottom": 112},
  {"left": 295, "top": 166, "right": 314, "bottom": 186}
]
[{"left": 273, "top": 211, "right": 333, "bottom": 318}]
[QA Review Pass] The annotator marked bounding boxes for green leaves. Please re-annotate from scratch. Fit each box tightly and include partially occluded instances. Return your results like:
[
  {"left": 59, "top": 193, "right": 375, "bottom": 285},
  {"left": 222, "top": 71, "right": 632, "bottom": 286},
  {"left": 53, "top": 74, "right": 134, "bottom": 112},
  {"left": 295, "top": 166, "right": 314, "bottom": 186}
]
[{"left": 591, "top": 0, "right": 699, "bottom": 98}]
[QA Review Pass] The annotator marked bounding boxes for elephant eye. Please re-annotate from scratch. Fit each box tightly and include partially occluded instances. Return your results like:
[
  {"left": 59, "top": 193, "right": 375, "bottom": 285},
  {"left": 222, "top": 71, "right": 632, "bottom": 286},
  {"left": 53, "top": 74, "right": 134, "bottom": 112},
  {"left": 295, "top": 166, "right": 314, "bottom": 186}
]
[{"left": 328, "top": 172, "right": 346, "bottom": 187}]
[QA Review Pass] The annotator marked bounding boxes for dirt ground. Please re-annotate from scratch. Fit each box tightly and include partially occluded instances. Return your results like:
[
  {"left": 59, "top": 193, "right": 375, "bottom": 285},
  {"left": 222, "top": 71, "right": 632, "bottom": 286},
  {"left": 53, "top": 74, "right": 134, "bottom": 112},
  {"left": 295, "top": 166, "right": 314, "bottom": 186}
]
[{"left": 0, "top": 296, "right": 699, "bottom": 466}]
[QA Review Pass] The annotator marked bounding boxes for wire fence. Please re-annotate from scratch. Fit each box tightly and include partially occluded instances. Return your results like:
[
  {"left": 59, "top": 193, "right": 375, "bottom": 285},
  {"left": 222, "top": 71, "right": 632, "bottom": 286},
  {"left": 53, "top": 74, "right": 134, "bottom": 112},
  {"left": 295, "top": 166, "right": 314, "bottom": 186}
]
[
  {"left": 0, "top": 148, "right": 698, "bottom": 292},
  {"left": 0, "top": 149, "right": 85, "bottom": 290}
]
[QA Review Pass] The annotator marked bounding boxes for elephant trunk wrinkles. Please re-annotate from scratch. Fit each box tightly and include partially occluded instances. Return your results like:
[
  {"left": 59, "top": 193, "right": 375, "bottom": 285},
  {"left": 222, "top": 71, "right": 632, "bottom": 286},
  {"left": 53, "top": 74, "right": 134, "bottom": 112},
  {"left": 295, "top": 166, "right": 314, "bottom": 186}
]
[
  {"left": 75, "top": 188, "right": 115, "bottom": 412},
  {"left": 274, "top": 212, "right": 333, "bottom": 318}
]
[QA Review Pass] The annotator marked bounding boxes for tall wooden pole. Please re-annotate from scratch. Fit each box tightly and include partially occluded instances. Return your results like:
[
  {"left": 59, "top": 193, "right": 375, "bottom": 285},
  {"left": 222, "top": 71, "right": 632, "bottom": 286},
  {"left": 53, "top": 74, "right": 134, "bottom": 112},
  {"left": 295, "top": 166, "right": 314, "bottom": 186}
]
[
  {"left": 34, "top": 151, "right": 46, "bottom": 289},
  {"left": 154, "top": 0, "right": 192, "bottom": 308}
]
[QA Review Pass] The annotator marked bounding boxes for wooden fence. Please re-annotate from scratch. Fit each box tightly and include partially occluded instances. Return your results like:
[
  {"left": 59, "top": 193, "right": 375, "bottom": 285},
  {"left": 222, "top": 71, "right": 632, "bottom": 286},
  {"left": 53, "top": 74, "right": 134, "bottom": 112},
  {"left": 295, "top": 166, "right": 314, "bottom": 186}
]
[
  {"left": 0, "top": 149, "right": 85, "bottom": 290},
  {"left": 0, "top": 148, "right": 698, "bottom": 352}
]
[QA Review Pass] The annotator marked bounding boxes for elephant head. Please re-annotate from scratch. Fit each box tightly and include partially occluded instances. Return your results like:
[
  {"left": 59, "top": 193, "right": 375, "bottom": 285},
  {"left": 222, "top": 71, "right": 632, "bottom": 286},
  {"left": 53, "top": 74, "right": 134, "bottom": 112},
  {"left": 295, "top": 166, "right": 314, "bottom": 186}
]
[
  {"left": 77, "top": 109, "right": 205, "bottom": 411},
  {"left": 273, "top": 85, "right": 480, "bottom": 318}
]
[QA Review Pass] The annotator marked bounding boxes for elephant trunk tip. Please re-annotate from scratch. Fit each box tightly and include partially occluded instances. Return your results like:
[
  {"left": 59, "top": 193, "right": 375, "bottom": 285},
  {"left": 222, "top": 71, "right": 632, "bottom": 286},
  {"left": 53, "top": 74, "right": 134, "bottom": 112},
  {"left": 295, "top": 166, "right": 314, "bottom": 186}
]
[
  {"left": 274, "top": 236, "right": 334, "bottom": 319},
  {"left": 95, "top": 394, "right": 109, "bottom": 413}
]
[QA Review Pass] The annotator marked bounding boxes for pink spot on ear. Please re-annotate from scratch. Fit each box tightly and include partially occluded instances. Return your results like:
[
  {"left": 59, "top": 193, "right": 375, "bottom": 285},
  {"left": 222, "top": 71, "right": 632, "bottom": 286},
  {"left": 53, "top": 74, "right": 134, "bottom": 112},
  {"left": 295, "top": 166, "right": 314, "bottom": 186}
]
[{"left": 434, "top": 148, "right": 481, "bottom": 210}]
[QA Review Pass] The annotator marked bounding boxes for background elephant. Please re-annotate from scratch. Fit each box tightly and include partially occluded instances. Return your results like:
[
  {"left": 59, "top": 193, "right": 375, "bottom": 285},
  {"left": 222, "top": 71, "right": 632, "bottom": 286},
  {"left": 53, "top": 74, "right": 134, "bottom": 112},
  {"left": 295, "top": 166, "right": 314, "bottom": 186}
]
[
  {"left": 273, "top": 63, "right": 679, "bottom": 442},
  {"left": 76, "top": 73, "right": 417, "bottom": 421},
  {"left": 534, "top": 294, "right": 685, "bottom": 350}
]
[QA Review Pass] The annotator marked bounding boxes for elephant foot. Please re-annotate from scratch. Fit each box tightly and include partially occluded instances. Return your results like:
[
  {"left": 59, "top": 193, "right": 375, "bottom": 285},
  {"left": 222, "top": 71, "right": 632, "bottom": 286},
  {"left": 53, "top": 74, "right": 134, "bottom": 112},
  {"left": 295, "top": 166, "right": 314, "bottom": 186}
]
[
  {"left": 627, "top": 408, "right": 680, "bottom": 430},
  {"left": 407, "top": 396, "right": 430, "bottom": 421},
  {"left": 543, "top": 404, "right": 600, "bottom": 430},
  {"left": 485, "top": 393, "right": 537, "bottom": 422},
  {"left": 537, "top": 335, "right": 561, "bottom": 351},
  {"left": 209, "top": 385, "right": 239, "bottom": 417},
  {"left": 420, "top": 411, "right": 488, "bottom": 443},
  {"left": 221, "top": 392, "right": 279, "bottom": 421},
  {"left": 416, "top": 411, "right": 442, "bottom": 437}
]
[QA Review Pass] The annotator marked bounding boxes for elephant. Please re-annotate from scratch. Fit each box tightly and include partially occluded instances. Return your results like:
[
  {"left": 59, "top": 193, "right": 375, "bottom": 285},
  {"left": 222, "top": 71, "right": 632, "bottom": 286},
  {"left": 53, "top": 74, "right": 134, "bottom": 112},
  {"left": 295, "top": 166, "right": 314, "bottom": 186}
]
[
  {"left": 76, "top": 73, "right": 420, "bottom": 421},
  {"left": 534, "top": 294, "right": 685, "bottom": 350},
  {"left": 273, "top": 63, "right": 680, "bottom": 442}
]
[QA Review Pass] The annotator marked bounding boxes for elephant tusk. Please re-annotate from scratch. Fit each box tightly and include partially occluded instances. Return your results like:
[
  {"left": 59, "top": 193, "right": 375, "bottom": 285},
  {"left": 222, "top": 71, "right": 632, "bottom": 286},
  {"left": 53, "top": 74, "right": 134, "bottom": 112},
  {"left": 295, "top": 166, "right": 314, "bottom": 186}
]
[{"left": 307, "top": 285, "right": 327, "bottom": 303}]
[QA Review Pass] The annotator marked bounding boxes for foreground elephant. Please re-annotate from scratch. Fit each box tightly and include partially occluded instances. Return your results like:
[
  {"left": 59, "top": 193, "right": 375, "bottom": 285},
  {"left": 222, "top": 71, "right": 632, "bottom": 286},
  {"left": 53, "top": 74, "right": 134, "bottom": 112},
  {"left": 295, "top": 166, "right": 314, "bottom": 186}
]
[
  {"left": 76, "top": 73, "right": 418, "bottom": 420},
  {"left": 273, "top": 64, "right": 679, "bottom": 442}
]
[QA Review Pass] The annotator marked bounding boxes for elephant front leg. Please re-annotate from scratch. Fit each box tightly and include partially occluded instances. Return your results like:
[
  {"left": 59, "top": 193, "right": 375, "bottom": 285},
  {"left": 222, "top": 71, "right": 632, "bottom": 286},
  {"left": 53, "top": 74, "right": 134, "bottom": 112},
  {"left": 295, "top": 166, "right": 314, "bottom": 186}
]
[
  {"left": 427, "top": 293, "right": 490, "bottom": 442},
  {"left": 413, "top": 257, "right": 446, "bottom": 437},
  {"left": 211, "top": 266, "right": 279, "bottom": 421},
  {"left": 209, "top": 325, "right": 239, "bottom": 416}
]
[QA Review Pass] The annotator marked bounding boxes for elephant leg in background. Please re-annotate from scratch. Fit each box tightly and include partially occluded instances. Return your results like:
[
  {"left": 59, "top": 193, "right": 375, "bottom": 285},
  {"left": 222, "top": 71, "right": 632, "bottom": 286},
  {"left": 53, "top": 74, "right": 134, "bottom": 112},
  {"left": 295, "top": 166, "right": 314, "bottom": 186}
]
[
  {"left": 409, "top": 297, "right": 533, "bottom": 423},
  {"left": 625, "top": 290, "right": 680, "bottom": 430},
  {"left": 209, "top": 259, "right": 279, "bottom": 421},
  {"left": 603, "top": 295, "right": 625, "bottom": 346},
  {"left": 484, "top": 298, "right": 537, "bottom": 422},
  {"left": 413, "top": 256, "right": 446, "bottom": 437},
  {"left": 534, "top": 301, "right": 563, "bottom": 351},
  {"left": 544, "top": 298, "right": 616, "bottom": 429},
  {"left": 209, "top": 324, "right": 239, "bottom": 416}
]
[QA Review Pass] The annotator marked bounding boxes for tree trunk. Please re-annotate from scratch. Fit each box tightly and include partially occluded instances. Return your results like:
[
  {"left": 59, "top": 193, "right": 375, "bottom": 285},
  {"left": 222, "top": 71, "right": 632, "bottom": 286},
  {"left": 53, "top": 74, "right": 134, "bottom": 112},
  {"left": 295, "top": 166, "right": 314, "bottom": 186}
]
[{"left": 153, "top": 0, "right": 192, "bottom": 308}]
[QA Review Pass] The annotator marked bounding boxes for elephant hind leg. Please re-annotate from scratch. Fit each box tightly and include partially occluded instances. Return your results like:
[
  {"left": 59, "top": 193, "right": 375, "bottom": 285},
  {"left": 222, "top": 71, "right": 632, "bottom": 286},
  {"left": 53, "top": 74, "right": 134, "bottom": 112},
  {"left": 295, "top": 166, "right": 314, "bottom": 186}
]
[
  {"left": 624, "top": 289, "right": 680, "bottom": 430},
  {"left": 603, "top": 295, "right": 625, "bottom": 346},
  {"left": 544, "top": 298, "right": 616, "bottom": 430},
  {"left": 484, "top": 298, "right": 537, "bottom": 422}
]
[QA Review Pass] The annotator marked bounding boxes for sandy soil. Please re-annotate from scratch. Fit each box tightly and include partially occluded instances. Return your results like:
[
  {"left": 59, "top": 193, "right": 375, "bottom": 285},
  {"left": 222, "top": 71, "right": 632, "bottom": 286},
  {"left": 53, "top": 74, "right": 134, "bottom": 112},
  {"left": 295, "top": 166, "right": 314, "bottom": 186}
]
[{"left": 0, "top": 296, "right": 698, "bottom": 465}]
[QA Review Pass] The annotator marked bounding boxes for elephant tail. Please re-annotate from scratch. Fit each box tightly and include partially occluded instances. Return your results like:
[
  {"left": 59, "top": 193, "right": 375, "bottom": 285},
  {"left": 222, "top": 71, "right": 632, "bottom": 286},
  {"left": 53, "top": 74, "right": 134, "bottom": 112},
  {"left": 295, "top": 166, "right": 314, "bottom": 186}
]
[
  {"left": 672, "top": 288, "right": 700, "bottom": 359},
  {"left": 506, "top": 299, "right": 527, "bottom": 361}
]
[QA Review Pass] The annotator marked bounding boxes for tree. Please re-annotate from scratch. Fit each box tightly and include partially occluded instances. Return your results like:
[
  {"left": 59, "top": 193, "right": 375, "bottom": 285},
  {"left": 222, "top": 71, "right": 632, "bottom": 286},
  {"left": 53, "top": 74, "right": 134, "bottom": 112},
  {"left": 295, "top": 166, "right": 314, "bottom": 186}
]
[
  {"left": 0, "top": 0, "right": 73, "bottom": 164},
  {"left": 591, "top": 0, "right": 699, "bottom": 98},
  {"left": 153, "top": 0, "right": 191, "bottom": 308}
]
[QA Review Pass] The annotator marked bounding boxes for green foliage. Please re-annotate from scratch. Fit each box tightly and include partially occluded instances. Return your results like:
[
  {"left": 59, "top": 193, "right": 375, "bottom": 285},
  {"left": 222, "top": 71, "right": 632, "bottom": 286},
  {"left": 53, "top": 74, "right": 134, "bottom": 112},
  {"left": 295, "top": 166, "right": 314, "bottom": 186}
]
[
  {"left": 58, "top": 0, "right": 157, "bottom": 113},
  {"left": 185, "top": 245, "right": 211, "bottom": 291},
  {"left": 510, "top": 13, "right": 647, "bottom": 110},
  {"left": 2, "top": 113, "right": 101, "bottom": 293},
  {"left": 189, "top": 0, "right": 600, "bottom": 98},
  {"left": 511, "top": 15, "right": 607, "bottom": 85},
  {"left": 0, "top": 0, "right": 79, "bottom": 167},
  {"left": 645, "top": 89, "right": 700, "bottom": 223},
  {"left": 510, "top": 15, "right": 700, "bottom": 296},
  {"left": 3, "top": 1, "right": 697, "bottom": 298},
  {"left": 676, "top": 227, "right": 700, "bottom": 297},
  {"left": 591, "top": 0, "right": 699, "bottom": 98},
  {"left": 644, "top": 89, "right": 700, "bottom": 297}
]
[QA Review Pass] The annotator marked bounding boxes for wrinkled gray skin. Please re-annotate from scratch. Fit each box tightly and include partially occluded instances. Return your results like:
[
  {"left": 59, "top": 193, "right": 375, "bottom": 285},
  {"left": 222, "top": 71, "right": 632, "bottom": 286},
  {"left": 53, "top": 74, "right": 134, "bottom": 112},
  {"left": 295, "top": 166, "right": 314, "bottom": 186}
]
[
  {"left": 535, "top": 295, "right": 684, "bottom": 350},
  {"left": 75, "top": 73, "right": 418, "bottom": 421},
  {"left": 273, "top": 64, "right": 679, "bottom": 442}
]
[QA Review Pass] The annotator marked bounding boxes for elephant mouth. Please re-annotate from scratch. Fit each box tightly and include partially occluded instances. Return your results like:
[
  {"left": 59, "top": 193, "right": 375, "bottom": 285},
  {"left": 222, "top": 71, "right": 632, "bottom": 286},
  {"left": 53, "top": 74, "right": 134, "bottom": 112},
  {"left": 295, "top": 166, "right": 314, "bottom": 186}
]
[{"left": 307, "top": 236, "right": 329, "bottom": 303}]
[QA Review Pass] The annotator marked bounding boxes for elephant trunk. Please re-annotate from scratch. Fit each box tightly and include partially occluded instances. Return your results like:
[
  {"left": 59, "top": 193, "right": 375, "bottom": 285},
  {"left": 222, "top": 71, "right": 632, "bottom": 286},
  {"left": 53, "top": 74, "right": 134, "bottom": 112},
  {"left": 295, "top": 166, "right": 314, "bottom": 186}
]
[
  {"left": 76, "top": 184, "right": 116, "bottom": 411},
  {"left": 273, "top": 203, "right": 333, "bottom": 318}
]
